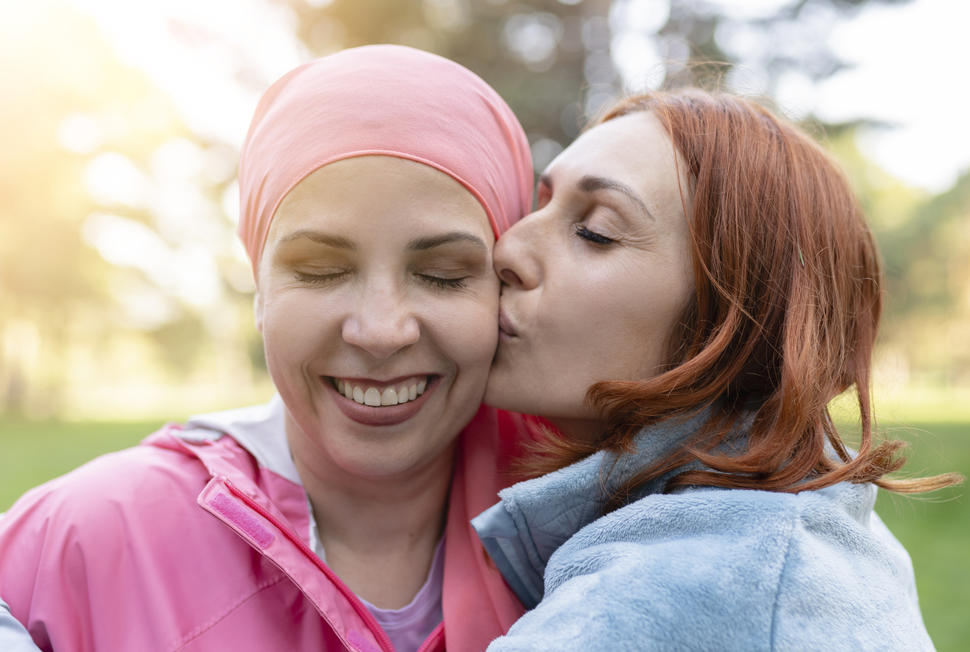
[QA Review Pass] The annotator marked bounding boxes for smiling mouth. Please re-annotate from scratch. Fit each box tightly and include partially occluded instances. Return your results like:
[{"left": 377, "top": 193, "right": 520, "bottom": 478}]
[{"left": 329, "top": 375, "right": 430, "bottom": 407}]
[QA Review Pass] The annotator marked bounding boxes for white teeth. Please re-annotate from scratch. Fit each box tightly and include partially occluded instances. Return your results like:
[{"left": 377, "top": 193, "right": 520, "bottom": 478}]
[
  {"left": 364, "top": 387, "right": 382, "bottom": 406},
  {"left": 381, "top": 387, "right": 398, "bottom": 406},
  {"left": 334, "top": 376, "right": 430, "bottom": 407}
]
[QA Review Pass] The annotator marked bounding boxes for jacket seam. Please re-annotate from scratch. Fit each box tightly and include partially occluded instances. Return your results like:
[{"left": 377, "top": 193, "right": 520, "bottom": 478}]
[
  {"left": 172, "top": 573, "right": 288, "bottom": 650},
  {"left": 767, "top": 508, "right": 799, "bottom": 651}
]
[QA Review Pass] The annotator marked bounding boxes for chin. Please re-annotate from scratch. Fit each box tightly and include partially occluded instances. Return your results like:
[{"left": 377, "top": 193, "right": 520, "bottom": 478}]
[{"left": 332, "top": 447, "right": 430, "bottom": 479}]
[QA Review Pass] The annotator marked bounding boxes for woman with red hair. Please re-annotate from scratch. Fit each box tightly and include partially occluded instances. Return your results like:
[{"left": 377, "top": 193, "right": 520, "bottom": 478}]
[{"left": 475, "top": 89, "right": 960, "bottom": 650}]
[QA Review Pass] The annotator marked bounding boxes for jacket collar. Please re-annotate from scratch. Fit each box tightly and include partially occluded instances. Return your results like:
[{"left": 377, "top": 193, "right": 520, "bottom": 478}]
[
  {"left": 471, "top": 407, "right": 714, "bottom": 608},
  {"left": 180, "top": 394, "right": 302, "bottom": 485}
]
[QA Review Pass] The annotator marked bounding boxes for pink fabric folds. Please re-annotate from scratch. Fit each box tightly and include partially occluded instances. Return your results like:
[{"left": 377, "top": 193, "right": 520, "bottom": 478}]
[{"left": 238, "top": 44, "right": 534, "bottom": 276}]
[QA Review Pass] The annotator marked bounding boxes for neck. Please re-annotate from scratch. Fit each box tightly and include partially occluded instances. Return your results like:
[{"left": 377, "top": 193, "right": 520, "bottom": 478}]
[{"left": 286, "top": 417, "right": 455, "bottom": 608}]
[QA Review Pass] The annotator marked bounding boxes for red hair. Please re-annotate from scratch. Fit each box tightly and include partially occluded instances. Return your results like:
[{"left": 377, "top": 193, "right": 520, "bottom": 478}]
[{"left": 523, "top": 89, "right": 960, "bottom": 504}]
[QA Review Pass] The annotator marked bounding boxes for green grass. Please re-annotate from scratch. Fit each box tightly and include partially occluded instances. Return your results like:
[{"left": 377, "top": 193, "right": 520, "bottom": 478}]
[
  {"left": 0, "top": 418, "right": 167, "bottom": 510},
  {"left": 869, "top": 422, "right": 969, "bottom": 652},
  {"left": 1, "top": 417, "right": 967, "bottom": 649}
]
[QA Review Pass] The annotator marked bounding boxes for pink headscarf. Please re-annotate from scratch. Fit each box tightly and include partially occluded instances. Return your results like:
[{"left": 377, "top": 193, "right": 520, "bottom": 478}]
[{"left": 238, "top": 44, "right": 534, "bottom": 277}]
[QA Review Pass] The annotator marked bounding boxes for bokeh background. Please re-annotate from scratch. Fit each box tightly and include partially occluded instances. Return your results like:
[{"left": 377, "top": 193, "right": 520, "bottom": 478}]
[{"left": 1, "top": 0, "right": 967, "bottom": 647}]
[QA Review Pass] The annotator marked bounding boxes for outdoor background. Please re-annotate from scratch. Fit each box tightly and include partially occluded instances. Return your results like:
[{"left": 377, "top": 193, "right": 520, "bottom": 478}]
[{"left": 1, "top": 0, "right": 967, "bottom": 648}]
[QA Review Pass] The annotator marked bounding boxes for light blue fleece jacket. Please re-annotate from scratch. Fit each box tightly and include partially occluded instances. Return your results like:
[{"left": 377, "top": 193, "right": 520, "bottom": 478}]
[
  {"left": 1, "top": 598, "right": 40, "bottom": 652},
  {"left": 472, "top": 411, "right": 933, "bottom": 651}
]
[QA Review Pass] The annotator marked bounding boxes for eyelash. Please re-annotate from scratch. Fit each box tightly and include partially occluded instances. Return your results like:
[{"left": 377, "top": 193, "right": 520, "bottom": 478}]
[
  {"left": 417, "top": 274, "right": 468, "bottom": 290},
  {"left": 295, "top": 271, "right": 346, "bottom": 285},
  {"left": 295, "top": 271, "right": 468, "bottom": 290},
  {"left": 574, "top": 224, "right": 615, "bottom": 246}
]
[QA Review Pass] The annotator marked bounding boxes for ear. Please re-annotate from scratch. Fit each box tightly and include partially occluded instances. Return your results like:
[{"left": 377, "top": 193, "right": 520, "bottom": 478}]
[{"left": 254, "top": 290, "right": 264, "bottom": 334}]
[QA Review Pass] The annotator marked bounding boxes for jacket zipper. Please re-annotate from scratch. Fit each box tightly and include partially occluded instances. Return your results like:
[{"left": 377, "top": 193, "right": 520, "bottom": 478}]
[
  {"left": 222, "top": 479, "right": 398, "bottom": 652},
  {"left": 415, "top": 622, "right": 445, "bottom": 652}
]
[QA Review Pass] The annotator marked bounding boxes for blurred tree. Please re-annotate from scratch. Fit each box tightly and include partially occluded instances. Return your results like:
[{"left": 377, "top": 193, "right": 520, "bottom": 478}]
[
  {"left": 663, "top": 0, "right": 911, "bottom": 87},
  {"left": 0, "top": 3, "right": 155, "bottom": 414},
  {"left": 0, "top": 1, "right": 234, "bottom": 415},
  {"left": 878, "top": 171, "right": 970, "bottom": 384}
]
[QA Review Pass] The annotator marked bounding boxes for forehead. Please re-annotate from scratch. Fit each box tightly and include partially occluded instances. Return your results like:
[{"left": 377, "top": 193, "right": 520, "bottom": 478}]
[
  {"left": 269, "top": 156, "right": 492, "bottom": 241},
  {"left": 548, "top": 112, "right": 678, "bottom": 184}
]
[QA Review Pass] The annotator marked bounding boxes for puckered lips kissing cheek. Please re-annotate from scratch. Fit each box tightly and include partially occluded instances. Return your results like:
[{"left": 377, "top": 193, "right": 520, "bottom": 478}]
[
  {"left": 324, "top": 373, "right": 439, "bottom": 426},
  {"left": 498, "top": 307, "right": 519, "bottom": 343}
]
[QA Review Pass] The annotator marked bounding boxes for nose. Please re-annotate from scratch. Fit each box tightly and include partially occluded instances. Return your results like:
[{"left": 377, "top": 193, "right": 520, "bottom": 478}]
[
  {"left": 493, "top": 214, "right": 542, "bottom": 290},
  {"left": 341, "top": 281, "right": 420, "bottom": 360}
]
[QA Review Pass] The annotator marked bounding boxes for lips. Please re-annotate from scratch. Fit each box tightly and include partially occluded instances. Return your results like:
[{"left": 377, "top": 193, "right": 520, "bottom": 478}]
[{"left": 498, "top": 308, "right": 518, "bottom": 338}]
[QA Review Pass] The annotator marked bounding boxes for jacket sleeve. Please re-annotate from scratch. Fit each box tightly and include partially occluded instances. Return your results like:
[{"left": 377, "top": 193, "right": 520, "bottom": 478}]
[
  {"left": 0, "top": 482, "right": 73, "bottom": 652},
  {"left": 0, "top": 447, "right": 159, "bottom": 652},
  {"left": 0, "top": 599, "right": 42, "bottom": 652}
]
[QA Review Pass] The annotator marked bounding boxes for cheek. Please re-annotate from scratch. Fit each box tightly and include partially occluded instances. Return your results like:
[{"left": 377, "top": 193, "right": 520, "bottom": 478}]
[
  {"left": 615, "top": 273, "right": 693, "bottom": 377},
  {"left": 428, "top": 294, "right": 499, "bottom": 373},
  {"left": 541, "top": 259, "right": 687, "bottom": 381},
  {"left": 260, "top": 291, "right": 335, "bottom": 361},
  {"left": 538, "top": 269, "right": 615, "bottom": 349}
]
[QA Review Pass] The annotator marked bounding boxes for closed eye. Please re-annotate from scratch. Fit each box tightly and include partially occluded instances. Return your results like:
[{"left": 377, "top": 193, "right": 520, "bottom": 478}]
[
  {"left": 574, "top": 224, "right": 615, "bottom": 245},
  {"left": 294, "top": 270, "right": 348, "bottom": 285},
  {"left": 417, "top": 274, "right": 469, "bottom": 290}
]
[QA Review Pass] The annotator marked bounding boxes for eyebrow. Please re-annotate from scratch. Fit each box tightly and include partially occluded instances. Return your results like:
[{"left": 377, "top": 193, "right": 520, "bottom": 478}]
[
  {"left": 579, "top": 175, "right": 654, "bottom": 221},
  {"left": 407, "top": 231, "right": 488, "bottom": 252},
  {"left": 279, "top": 230, "right": 356, "bottom": 250},
  {"left": 540, "top": 173, "right": 654, "bottom": 221}
]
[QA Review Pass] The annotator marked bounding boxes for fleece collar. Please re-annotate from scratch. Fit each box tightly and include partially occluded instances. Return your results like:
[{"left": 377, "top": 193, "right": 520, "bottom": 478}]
[{"left": 471, "top": 408, "right": 716, "bottom": 608}]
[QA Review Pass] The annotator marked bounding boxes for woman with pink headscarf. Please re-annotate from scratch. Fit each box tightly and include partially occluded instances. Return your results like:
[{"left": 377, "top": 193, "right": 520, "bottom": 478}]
[{"left": 0, "top": 45, "right": 533, "bottom": 652}]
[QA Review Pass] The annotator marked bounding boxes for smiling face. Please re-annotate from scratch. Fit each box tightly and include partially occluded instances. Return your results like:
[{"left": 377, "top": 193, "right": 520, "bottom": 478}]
[
  {"left": 257, "top": 156, "right": 498, "bottom": 481},
  {"left": 485, "top": 112, "right": 694, "bottom": 441}
]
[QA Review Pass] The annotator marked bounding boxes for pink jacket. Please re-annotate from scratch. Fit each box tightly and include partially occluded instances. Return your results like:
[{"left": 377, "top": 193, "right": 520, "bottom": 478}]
[{"left": 0, "top": 406, "right": 526, "bottom": 651}]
